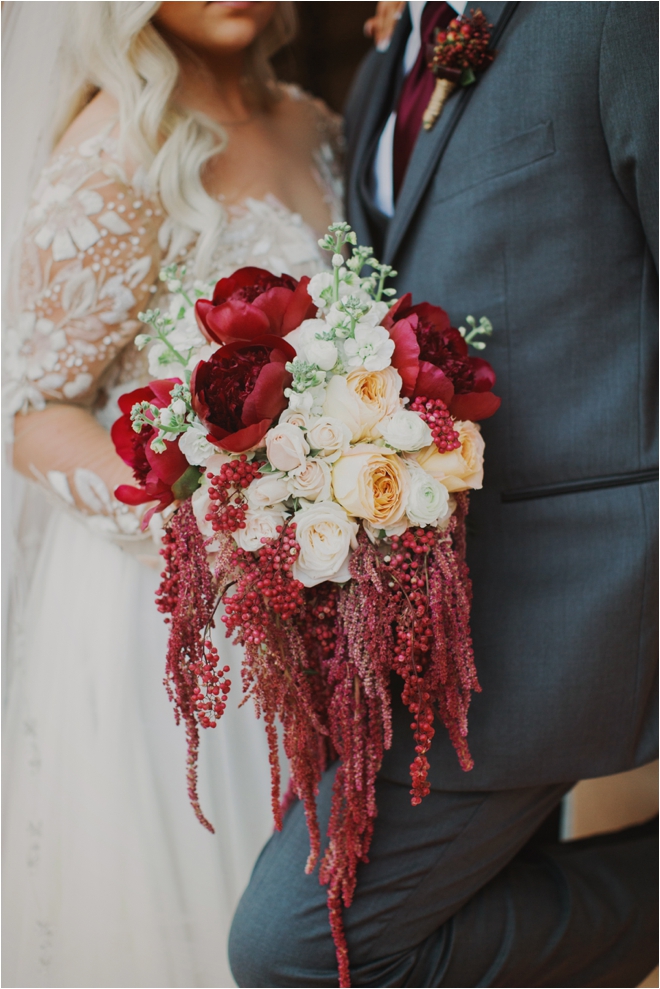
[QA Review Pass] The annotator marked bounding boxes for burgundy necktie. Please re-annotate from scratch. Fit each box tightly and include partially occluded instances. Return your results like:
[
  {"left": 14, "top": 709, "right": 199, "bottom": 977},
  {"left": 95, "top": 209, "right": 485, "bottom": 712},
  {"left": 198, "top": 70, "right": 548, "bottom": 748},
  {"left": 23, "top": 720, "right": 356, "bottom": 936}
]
[{"left": 392, "top": 2, "right": 455, "bottom": 200}]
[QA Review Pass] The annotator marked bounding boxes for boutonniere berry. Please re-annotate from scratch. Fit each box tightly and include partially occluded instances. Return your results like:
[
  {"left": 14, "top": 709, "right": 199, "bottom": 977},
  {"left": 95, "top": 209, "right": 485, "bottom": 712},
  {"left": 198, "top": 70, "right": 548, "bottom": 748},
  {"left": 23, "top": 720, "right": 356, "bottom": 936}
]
[{"left": 422, "top": 8, "right": 495, "bottom": 131}]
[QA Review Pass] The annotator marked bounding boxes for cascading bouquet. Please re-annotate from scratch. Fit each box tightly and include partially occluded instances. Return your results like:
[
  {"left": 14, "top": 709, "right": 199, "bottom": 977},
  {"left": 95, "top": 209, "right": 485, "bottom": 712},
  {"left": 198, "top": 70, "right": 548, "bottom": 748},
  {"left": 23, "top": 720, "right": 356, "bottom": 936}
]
[{"left": 112, "top": 223, "right": 500, "bottom": 987}]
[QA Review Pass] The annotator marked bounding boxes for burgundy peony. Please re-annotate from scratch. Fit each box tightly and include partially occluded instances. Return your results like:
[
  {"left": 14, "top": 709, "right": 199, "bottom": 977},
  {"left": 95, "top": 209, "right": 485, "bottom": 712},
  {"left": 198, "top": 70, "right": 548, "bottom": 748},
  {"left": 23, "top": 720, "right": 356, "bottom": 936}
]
[
  {"left": 384, "top": 294, "right": 500, "bottom": 421},
  {"left": 190, "top": 335, "right": 296, "bottom": 453},
  {"left": 111, "top": 379, "right": 191, "bottom": 520},
  {"left": 195, "top": 266, "right": 317, "bottom": 345}
]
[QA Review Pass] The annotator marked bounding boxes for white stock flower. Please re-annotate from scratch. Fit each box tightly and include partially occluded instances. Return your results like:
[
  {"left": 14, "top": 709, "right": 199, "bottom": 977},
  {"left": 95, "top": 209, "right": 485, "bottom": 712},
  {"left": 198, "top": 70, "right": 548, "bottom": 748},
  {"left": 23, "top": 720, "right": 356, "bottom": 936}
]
[
  {"left": 306, "top": 417, "right": 351, "bottom": 462},
  {"left": 286, "top": 383, "right": 326, "bottom": 417},
  {"left": 234, "top": 509, "right": 286, "bottom": 553},
  {"left": 292, "top": 502, "right": 359, "bottom": 587},
  {"left": 287, "top": 457, "right": 332, "bottom": 503},
  {"left": 378, "top": 410, "right": 433, "bottom": 452},
  {"left": 266, "top": 422, "right": 310, "bottom": 472},
  {"left": 178, "top": 423, "right": 216, "bottom": 466},
  {"left": 246, "top": 472, "right": 290, "bottom": 509},
  {"left": 343, "top": 323, "right": 395, "bottom": 372},
  {"left": 406, "top": 465, "right": 451, "bottom": 527},
  {"left": 286, "top": 318, "right": 337, "bottom": 371}
]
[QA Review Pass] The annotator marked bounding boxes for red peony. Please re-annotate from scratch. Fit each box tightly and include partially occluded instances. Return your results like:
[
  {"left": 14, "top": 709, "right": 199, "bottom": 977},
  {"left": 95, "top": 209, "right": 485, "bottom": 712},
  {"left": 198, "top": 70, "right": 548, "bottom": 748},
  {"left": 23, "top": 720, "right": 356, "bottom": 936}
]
[
  {"left": 384, "top": 294, "right": 500, "bottom": 421},
  {"left": 111, "top": 378, "right": 190, "bottom": 520},
  {"left": 190, "top": 335, "right": 296, "bottom": 453},
  {"left": 195, "top": 267, "right": 317, "bottom": 345}
]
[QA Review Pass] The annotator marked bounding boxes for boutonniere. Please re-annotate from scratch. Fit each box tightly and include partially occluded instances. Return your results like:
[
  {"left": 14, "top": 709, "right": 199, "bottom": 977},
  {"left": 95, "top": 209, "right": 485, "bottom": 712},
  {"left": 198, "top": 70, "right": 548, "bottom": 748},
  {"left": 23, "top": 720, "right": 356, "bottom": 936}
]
[{"left": 422, "top": 8, "right": 496, "bottom": 131}]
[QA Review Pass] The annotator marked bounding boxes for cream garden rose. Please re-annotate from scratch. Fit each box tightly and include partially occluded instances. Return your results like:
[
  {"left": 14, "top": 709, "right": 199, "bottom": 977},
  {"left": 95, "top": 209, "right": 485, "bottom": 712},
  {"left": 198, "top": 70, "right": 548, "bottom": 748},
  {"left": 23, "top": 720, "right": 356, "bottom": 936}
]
[
  {"left": 292, "top": 502, "right": 359, "bottom": 587},
  {"left": 413, "top": 420, "right": 485, "bottom": 491},
  {"left": 234, "top": 509, "right": 286, "bottom": 553},
  {"left": 287, "top": 457, "right": 332, "bottom": 503},
  {"left": 265, "top": 422, "right": 310, "bottom": 472},
  {"left": 332, "top": 445, "right": 410, "bottom": 528},
  {"left": 323, "top": 366, "right": 402, "bottom": 442}
]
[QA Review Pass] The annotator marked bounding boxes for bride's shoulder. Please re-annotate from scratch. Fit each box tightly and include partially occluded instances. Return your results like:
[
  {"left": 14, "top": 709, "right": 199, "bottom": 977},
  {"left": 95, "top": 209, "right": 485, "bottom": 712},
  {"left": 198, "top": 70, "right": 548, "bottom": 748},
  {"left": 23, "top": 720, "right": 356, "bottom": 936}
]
[
  {"left": 273, "top": 83, "right": 343, "bottom": 150},
  {"left": 52, "top": 90, "right": 121, "bottom": 158}
]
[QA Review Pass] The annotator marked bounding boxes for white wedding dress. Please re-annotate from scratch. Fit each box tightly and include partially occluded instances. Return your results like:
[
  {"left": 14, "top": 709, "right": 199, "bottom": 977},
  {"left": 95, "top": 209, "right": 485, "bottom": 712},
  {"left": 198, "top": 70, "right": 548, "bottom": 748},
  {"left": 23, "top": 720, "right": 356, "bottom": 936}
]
[{"left": 2, "top": 91, "right": 343, "bottom": 989}]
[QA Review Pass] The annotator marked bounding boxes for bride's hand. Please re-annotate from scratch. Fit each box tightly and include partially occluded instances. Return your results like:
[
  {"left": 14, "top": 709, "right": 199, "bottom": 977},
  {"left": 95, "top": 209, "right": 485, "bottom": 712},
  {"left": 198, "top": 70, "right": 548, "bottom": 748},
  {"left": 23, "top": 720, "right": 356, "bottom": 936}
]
[{"left": 364, "top": 2, "right": 406, "bottom": 51}]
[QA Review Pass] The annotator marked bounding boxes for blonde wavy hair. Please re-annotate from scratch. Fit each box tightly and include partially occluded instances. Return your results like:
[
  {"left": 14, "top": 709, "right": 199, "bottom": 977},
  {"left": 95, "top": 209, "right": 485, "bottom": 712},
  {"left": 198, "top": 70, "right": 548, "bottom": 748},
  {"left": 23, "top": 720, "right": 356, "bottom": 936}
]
[{"left": 53, "top": 1, "right": 297, "bottom": 276}]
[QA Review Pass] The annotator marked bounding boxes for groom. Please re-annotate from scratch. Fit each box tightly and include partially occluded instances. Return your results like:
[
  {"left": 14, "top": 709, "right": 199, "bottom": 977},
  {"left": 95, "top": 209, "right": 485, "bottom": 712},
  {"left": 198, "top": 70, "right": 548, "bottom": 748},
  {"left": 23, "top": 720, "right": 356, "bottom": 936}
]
[{"left": 229, "top": 3, "right": 658, "bottom": 985}]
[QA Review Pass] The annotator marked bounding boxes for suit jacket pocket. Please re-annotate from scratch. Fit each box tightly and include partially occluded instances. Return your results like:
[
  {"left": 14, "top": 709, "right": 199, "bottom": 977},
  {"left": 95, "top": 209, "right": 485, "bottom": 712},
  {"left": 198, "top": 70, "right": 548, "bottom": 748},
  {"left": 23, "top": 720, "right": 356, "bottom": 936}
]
[{"left": 431, "top": 119, "right": 556, "bottom": 204}]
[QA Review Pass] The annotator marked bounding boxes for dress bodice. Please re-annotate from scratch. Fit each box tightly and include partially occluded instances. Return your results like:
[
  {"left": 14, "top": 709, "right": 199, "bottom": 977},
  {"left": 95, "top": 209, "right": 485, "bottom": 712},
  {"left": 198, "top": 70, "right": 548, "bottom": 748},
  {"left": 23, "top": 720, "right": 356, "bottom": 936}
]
[{"left": 5, "top": 88, "right": 344, "bottom": 538}]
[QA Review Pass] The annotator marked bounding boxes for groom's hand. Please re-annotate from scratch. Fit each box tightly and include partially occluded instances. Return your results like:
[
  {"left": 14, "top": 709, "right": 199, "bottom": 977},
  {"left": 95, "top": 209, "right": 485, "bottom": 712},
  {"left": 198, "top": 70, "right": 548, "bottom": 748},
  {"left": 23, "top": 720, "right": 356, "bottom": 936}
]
[{"left": 364, "top": 1, "right": 406, "bottom": 51}]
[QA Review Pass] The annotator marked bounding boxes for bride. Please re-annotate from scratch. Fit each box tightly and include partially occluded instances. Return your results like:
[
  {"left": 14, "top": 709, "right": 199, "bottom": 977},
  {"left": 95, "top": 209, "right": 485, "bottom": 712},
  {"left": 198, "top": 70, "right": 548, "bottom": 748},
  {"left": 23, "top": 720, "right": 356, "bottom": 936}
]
[{"left": 2, "top": 3, "right": 344, "bottom": 986}]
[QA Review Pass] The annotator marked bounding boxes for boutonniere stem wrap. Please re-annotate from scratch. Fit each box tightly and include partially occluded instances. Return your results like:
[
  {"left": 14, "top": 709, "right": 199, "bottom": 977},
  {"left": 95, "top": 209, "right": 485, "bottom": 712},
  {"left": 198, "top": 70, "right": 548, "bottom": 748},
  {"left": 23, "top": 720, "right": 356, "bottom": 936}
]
[{"left": 423, "top": 8, "right": 495, "bottom": 131}]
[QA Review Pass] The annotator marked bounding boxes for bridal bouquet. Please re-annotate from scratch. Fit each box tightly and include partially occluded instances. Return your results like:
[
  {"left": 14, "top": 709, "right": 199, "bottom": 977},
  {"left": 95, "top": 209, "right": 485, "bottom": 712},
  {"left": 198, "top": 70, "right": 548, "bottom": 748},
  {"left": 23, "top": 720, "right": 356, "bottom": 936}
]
[{"left": 112, "top": 223, "right": 499, "bottom": 987}]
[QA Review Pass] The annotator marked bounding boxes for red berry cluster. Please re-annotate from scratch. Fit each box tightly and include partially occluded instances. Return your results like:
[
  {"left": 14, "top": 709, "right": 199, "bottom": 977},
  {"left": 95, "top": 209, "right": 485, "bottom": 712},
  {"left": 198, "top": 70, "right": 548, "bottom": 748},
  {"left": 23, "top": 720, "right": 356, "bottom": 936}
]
[
  {"left": 222, "top": 523, "right": 305, "bottom": 643},
  {"left": 385, "top": 527, "right": 440, "bottom": 804},
  {"left": 303, "top": 585, "right": 339, "bottom": 663},
  {"left": 410, "top": 396, "right": 461, "bottom": 453},
  {"left": 188, "top": 639, "right": 232, "bottom": 729},
  {"left": 432, "top": 10, "right": 494, "bottom": 74},
  {"left": 155, "top": 527, "right": 179, "bottom": 620},
  {"left": 205, "top": 456, "right": 262, "bottom": 533}
]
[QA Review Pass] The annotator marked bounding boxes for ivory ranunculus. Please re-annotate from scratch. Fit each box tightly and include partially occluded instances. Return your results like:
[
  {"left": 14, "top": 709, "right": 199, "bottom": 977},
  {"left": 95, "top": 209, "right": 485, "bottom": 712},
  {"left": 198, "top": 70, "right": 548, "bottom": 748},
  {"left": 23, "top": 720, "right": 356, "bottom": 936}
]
[
  {"left": 292, "top": 502, "right": 359, "bottom": 587},
  {"left": 306, "top": 416, "right": 351, "bottom": 462},
  {"left": 323, "top": 367, "right": 402, "bottom": 441},
  {"left": 413, "top": 420, "right": 485, "bottom": 491},
  {"left": 287, "top": 457, "right": 332, "bottom": 502},
  {"left": 235, "top": 508, "right": 286, "bottom": 552},
  {"left": 246, "top": 472, "right": 290, "bottom": 509},
  {"left": 265, "top": 422, "right": 310, "bottom": 472},
  {"left": 378, "top": 409, "right": 433, "bottom": 452},
  {"left": 332, "top": 446, "right": 410, "bottom": 528},
  {"left": 406, "top": 466, "right": 451, "bottom": 527}
]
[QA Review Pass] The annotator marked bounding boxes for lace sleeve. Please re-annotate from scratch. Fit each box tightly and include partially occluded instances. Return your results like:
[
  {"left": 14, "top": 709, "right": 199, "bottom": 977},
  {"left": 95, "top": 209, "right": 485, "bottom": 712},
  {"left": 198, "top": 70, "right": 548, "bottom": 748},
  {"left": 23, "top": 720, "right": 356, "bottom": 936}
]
[
  {"left": 6, "top": 123, "right": 166, "bottom": 548},
  {"left": 5, "top": 124, "right": 163, "bottom": 416}
]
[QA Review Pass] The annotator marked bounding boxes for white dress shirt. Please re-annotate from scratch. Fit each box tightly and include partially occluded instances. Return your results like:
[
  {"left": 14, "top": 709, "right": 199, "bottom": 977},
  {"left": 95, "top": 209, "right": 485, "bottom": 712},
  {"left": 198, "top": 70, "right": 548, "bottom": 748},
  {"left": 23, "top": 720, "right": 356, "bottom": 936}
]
[{"left": 373, "top": 0, "right": 467, "bottom": 217}]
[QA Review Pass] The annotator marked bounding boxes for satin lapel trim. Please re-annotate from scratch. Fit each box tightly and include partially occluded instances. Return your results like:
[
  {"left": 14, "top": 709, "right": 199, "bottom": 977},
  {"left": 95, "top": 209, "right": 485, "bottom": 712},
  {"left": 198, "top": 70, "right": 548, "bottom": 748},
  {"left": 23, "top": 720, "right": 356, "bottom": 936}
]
[
  {"left": 383, "top": 1, "right": 520, "bottom": 265},
  {"left": 348, "top": 9, "right": 411, "bottom": 219}
]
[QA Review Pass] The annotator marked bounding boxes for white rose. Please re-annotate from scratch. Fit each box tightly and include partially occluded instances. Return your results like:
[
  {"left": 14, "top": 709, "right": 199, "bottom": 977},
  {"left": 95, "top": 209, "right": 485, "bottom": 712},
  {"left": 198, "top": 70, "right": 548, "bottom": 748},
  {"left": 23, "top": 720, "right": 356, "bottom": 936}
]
[
  {"left": 179, "top": 423, "right": 217, "bottom": 466},
  {"left": 292, "top": 502, "right": 359, "bottom": 587},
  {"left": 306, "top": 416, "right": 351, "bottom": 462},
  {"left": 246, "top": 472, "right": 291, "bottom": 509},
  {"left": 306, "top": 337, "right": 338, "bottom": 371},
  {"left": 287, "top": 457, "right": 331, "bottom": 502},
  {"left": 413, "top": 421, "right": 485, "bottom": 492},
  {"left": 265, "top": 422, "right": 310, "bottom": 472},
  {"left": 406, "top": 466, "right": 451, "bottom": 527},
  {"left": 279, "top": 408, "right": 310, "bottom": 429},
  {"left": 234, "top": 509, "right": 286, "bottom": 553},
  {"left": 378, "top": 409, "right": 433, "bottom": 452}
]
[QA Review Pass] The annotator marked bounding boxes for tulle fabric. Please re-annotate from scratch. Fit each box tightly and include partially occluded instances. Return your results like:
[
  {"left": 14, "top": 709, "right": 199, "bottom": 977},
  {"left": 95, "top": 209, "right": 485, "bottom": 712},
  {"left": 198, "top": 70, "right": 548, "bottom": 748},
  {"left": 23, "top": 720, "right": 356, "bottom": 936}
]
[{"left": 2, "top": 503, "right": 274, "bottom": 988}]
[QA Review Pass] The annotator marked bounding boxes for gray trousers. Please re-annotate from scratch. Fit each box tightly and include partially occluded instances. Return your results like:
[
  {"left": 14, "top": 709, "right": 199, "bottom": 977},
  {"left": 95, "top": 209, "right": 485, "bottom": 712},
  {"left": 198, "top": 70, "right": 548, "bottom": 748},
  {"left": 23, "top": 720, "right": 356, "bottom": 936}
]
[{"left": 229, "top": 763, "right": 658, "bottom": 987}]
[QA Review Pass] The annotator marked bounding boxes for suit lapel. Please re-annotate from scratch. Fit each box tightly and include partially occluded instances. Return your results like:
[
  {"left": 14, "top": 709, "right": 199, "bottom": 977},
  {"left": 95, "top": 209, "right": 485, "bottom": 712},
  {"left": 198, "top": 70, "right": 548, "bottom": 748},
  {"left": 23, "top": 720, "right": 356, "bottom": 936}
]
[
  {"left": 347, "top": 9, "right": 411, "bottom": 247},
  {"left": 382, "top": 1, "right": 520, "bottom": 265}
]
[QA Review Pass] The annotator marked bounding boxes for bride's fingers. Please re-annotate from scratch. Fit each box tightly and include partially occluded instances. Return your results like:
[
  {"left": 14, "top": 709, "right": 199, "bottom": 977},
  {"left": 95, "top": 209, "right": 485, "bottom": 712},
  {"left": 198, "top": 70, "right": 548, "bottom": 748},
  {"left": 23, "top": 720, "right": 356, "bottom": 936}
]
[{"left": 364, "top": 2, "right": 406, "bottom": 51}]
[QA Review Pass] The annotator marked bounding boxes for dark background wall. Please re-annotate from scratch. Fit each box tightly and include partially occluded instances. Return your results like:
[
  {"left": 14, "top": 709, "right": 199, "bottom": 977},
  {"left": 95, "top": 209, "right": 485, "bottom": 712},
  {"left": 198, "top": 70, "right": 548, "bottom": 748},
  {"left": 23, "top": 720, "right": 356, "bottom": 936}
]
[{"left": 273, "top": 2, "right": 377, "bottom": 112}]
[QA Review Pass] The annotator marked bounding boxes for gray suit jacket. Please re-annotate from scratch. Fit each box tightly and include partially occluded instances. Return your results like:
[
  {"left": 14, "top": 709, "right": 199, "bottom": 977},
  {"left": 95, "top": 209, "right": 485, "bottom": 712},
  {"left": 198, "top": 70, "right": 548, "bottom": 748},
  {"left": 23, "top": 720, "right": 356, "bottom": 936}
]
[{"left": 344, "top": 1, "right": 658, "bottom": 788}]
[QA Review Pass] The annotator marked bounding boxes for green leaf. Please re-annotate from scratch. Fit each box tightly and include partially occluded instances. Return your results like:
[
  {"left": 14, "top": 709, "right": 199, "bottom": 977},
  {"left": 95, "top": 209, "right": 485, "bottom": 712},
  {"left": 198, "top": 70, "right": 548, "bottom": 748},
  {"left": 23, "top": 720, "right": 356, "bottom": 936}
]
[
  {"left": 461, "top": 67, "right": 476, "bottom": 86},
  {"left": 172, "top": 466, "right": 203, "bottom": 501}
]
